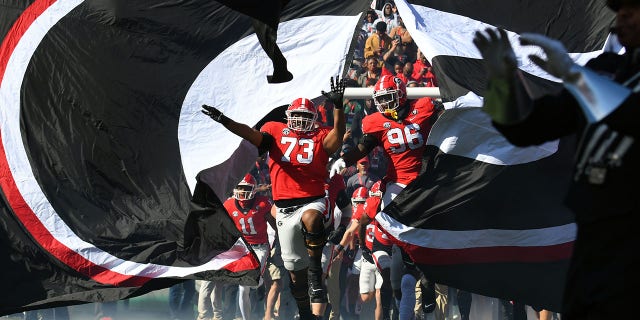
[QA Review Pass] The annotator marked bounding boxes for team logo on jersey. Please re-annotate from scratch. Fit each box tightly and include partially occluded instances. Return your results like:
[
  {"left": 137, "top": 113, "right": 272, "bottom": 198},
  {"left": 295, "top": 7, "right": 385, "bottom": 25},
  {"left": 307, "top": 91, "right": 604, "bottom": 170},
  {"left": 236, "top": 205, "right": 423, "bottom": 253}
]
[
  {"left": 383, "top": 122, "right": 391, "bottom": 129},
  {"left": 282, "top": 128, "right": 291, "bottom": 135},
  {"left": 233, "top": 211, "right": 238, "bottom": 217},
  {"left": 412, "top": 109, "right": 418, "bottom": 115}
]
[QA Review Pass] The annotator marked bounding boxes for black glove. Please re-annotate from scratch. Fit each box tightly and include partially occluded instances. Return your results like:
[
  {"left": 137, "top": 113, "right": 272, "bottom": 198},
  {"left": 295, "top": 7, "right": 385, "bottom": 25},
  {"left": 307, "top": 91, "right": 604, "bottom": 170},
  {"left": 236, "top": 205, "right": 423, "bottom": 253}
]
[
  {"left": 327, "top": 224, "right": 346, "bottom": 245},
  {"left": 361, "top": 246, "right": 374, "bottom": 264},
  {"left": 201, "top": 104, "right": 230, "bottom": 125},
  {"left": 321, "top": 76, "right": 347, "bottom": 109}
]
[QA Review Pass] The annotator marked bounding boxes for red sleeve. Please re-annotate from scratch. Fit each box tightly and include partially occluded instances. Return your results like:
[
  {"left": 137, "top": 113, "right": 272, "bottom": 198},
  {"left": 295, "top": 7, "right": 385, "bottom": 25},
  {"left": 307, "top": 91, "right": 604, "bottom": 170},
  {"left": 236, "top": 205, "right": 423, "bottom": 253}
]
[
  {"left": 364, "top": 197, "right": 381, "bottom": 219},
  {"left": 381, "top": 65, "right": 394, "bottom": 77}
]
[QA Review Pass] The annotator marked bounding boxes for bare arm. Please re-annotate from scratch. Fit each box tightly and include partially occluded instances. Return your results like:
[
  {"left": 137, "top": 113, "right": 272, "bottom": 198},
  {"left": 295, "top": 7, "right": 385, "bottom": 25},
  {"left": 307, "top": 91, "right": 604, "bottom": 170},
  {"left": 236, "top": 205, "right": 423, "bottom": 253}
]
[
  {"left": 331, "top": 219, "right": 360, "bottom": 262},
  {"left": 357, "top": 214, "right": 371, "bottom": 249},
  {"left": 339, "top": 219, "right": 360, "bottom": 248},
  {"left": 225, "top": 119, "right": 264, "bottom": 147},
  {"left": 323, "top": 104, "right": 346, "bottom": 154},
  {"left": 201, "top": 104, "right": 263, "bottom": 147},
  {"left": 321, "top": 76, "right": 348, "bottom": 154}
]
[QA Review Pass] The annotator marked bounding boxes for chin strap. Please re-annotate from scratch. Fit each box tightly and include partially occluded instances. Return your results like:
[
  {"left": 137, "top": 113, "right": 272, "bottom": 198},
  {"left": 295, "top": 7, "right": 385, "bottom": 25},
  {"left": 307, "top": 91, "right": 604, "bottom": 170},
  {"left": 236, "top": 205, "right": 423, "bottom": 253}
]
[{"left": 383, "top": 109, "right": 398, "bottom": 119}]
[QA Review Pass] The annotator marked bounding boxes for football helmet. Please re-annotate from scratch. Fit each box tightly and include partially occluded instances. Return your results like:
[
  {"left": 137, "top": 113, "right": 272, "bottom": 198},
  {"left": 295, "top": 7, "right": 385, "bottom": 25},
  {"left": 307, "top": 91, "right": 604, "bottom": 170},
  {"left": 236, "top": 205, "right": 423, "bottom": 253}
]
[
  {"left": 285, "top": 98, "right": 318, "bottom": 132},
  {"left": 369, "top": 180, "right": 383, "bottom": 198},
  {"left": 233, "top": 174, "right": 256, "bottom": 200},
  {"left": 351, "top": 187, "right": 369, "bottom": 206},
  {"left": 373, "top": 75, "right": 407, "bottom": 120}
]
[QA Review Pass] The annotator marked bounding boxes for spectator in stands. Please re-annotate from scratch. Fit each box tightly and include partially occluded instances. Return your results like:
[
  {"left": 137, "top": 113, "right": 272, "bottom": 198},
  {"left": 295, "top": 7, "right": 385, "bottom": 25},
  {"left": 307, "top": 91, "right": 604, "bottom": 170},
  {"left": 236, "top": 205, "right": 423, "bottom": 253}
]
[
  {"left": 374, "top": 2, "right": 398, "bottom": 33},
  {"left": 398, "top": 62, "right": 418, "bottom": 86},
  {"left": 364, "top": 21, "right": 393, "bottom": 61},
  {"left": 412, "top": 48, "right": 438, "bottom": 87},
  {"left": 362, "top": 9, "right": 380, "bottom": 37},
  {"left": 358, "top": 57, "right": 382, "bottom": 88},
  {"left": 389, "top": 16, "right": 412, "bottom": 46},
  {"left": 382, "top": 36, "right": 411, "bottom": 73}
]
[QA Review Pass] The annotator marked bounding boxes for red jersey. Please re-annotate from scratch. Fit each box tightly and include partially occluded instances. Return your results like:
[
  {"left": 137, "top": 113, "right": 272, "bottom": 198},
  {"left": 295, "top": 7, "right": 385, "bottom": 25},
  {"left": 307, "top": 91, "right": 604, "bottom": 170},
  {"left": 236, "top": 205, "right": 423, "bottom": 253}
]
[
  {"left": 324, "top": 174, "right": 346, "bottom": 228},
  {"left": 260, "top": 122, "right": 331, "bottom": 200},
  {"left": 351, "top": 202, "right": 366, "bottom": 224},
  {"left": 350, "top": 203, "right": 376, "bottom": 249},
  {"left": 325, "top": 173, "right": 346, "bottom": 211},
  {"left": 361, "top": 98, "right": 435, "bottom": 184},
  {"left": 351, "top": 204, "right": 374, "bottom": 249},
  {"left": 363, "top": 196, "right": 391, "bottom": 246},
  {"left": 224, "top": 196, "right": 272, "bottom": 245}
]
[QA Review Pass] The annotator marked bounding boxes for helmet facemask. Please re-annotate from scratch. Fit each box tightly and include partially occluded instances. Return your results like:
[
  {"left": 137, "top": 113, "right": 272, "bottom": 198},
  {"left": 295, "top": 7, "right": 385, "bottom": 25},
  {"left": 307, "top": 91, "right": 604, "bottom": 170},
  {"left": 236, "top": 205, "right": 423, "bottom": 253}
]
[
  {"left": 233, "top": 184, "right": 255, "bottom": 200},
  {"left": 351, "top": 198, "right": 366, "bottom": 207},
  {"left": 286, "top": 110, "right": 317, "bottom": 132},
  {"left": 351, "top": 187, "right": 369, "bottom": 206},
  {"left": 374, "top": 89, "right": 401, "bottom": 120}
]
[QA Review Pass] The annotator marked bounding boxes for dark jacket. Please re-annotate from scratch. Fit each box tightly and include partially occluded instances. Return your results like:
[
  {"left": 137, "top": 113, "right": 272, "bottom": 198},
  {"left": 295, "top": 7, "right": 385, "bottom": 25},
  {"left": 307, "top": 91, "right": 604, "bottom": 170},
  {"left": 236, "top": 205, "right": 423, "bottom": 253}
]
[{"left": 494, "top": 51, "right": 640, "bottom": 224}]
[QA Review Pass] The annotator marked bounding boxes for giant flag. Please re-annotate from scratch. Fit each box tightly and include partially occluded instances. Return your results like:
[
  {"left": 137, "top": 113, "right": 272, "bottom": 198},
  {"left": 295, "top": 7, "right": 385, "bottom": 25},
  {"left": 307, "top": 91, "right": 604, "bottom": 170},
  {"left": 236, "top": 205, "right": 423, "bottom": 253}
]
[
  {"left": 0, "top": 0, "right": 370, "bottom": 314},
  {"left": 377, "top": 0, "right": 616, "bottom": 311}
]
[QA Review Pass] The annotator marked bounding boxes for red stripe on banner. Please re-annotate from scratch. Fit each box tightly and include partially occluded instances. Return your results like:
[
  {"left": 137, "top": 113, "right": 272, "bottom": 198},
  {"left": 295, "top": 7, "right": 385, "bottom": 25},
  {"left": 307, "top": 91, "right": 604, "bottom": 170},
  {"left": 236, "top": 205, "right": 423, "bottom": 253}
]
[
  {"left": 0, "top": 139, "right": 151, "bottom": 286},
  {"left": 0, "top": 0, "right": 55, "bottom": 82},
  {"left": 222, "top": 252, "right": 260, "bottom": 273},
  {"left": 0, "top": 0, "right": 151, "bottom": 287},
  {"left": 380, "top": 227, "right": 574, "bottom": 265},
  {"left": 404, "top": 241, "right": 575, "bottom": 265}
]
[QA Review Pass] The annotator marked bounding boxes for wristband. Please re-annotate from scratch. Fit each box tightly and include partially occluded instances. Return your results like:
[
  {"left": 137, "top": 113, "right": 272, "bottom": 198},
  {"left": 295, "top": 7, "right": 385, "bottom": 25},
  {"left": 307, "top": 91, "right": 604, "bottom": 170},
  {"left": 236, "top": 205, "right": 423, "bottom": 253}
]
[{"left": 335, "top": 244, "right": 344, "bottom": 253}]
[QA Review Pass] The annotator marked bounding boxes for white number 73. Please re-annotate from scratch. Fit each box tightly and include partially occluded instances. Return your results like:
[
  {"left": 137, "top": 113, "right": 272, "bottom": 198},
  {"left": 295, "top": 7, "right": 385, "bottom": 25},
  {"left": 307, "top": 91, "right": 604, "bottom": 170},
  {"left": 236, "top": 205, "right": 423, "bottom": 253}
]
[{"left": 280, "top": 137, "right": 314, "bottom": 164}]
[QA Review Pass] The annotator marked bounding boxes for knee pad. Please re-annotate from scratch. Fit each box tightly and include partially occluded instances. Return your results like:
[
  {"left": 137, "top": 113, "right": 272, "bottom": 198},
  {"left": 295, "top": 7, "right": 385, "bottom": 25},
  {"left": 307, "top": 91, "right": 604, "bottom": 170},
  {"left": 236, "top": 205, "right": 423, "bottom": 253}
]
[{"left": 302, "top": 224, "right": 327, "bottom": 250}]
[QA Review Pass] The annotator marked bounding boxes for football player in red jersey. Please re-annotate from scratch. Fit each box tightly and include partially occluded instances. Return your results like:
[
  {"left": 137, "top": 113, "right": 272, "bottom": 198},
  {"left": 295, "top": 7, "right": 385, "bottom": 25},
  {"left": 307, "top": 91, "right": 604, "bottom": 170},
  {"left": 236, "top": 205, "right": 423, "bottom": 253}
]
[
  {"left": 331, "top": 75, "right": 436, "bottom": 209},
  {"left": 330, "top": 76, "right": 438, "bottom": 320},
  {"left": 202, "top": 77, "right": 346, "bottom": 320},
  {"left": 322, "top": 172, "right": 353, "bottom": 320},
  {"left": 224, "top": 174, "right": 274, "bottom": 320}
]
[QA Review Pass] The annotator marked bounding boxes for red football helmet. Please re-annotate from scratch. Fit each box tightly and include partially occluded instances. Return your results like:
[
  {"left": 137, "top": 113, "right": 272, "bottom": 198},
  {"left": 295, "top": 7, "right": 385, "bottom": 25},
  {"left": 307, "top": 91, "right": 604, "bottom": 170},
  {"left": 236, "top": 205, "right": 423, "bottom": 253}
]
[
  {"left": 351, "top": 187, "right": 369, "bottom": 206},
  {"left": 233, "top": 174, "right": 256, "bottom": 200},
  {"left": 369, "top": 180, "right": 383, "bottom": 198},
  {"left": 373, "top": 75, "right": 407, "bottom": 120},
  {"left": 285, "top": 98, "right": 317, "bottom": 132}
]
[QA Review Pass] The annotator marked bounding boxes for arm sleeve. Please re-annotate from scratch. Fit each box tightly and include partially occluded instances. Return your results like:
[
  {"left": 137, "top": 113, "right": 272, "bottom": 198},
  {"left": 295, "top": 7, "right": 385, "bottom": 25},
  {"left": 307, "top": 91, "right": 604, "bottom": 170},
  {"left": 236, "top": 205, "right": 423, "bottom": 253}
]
[
  {"left": 359, "top": 133, "right": 379, "bottom": 152},
  {"left": 257, "top": 132, "right": 274, "bottom": 155}
]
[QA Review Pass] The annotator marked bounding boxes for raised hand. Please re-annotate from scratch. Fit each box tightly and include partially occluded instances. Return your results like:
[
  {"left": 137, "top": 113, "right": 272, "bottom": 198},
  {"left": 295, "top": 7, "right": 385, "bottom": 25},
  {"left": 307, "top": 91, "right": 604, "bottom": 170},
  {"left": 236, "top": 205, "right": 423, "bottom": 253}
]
[
  {"left": 321, "top": 76, "right": 347, "bottom": 109},
  {"left": 473, "top": 27, "right": 517, "bottom": 79},
  {"left": 519, "top": 33, "right": 576, "bottom": 80},
  {"left": 201, "top": 104, "right": 229, "bottom": 124}
]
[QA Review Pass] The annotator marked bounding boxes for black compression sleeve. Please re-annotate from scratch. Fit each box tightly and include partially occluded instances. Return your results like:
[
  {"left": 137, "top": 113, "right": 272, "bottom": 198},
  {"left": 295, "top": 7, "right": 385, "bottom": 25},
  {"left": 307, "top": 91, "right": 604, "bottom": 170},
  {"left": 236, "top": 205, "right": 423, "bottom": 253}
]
[
  {"left": 359, "top": 134, "right": 378, "bottom": 152},
  {"left": 257, "top": 132, "right": 274, "bottom": 155}
]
